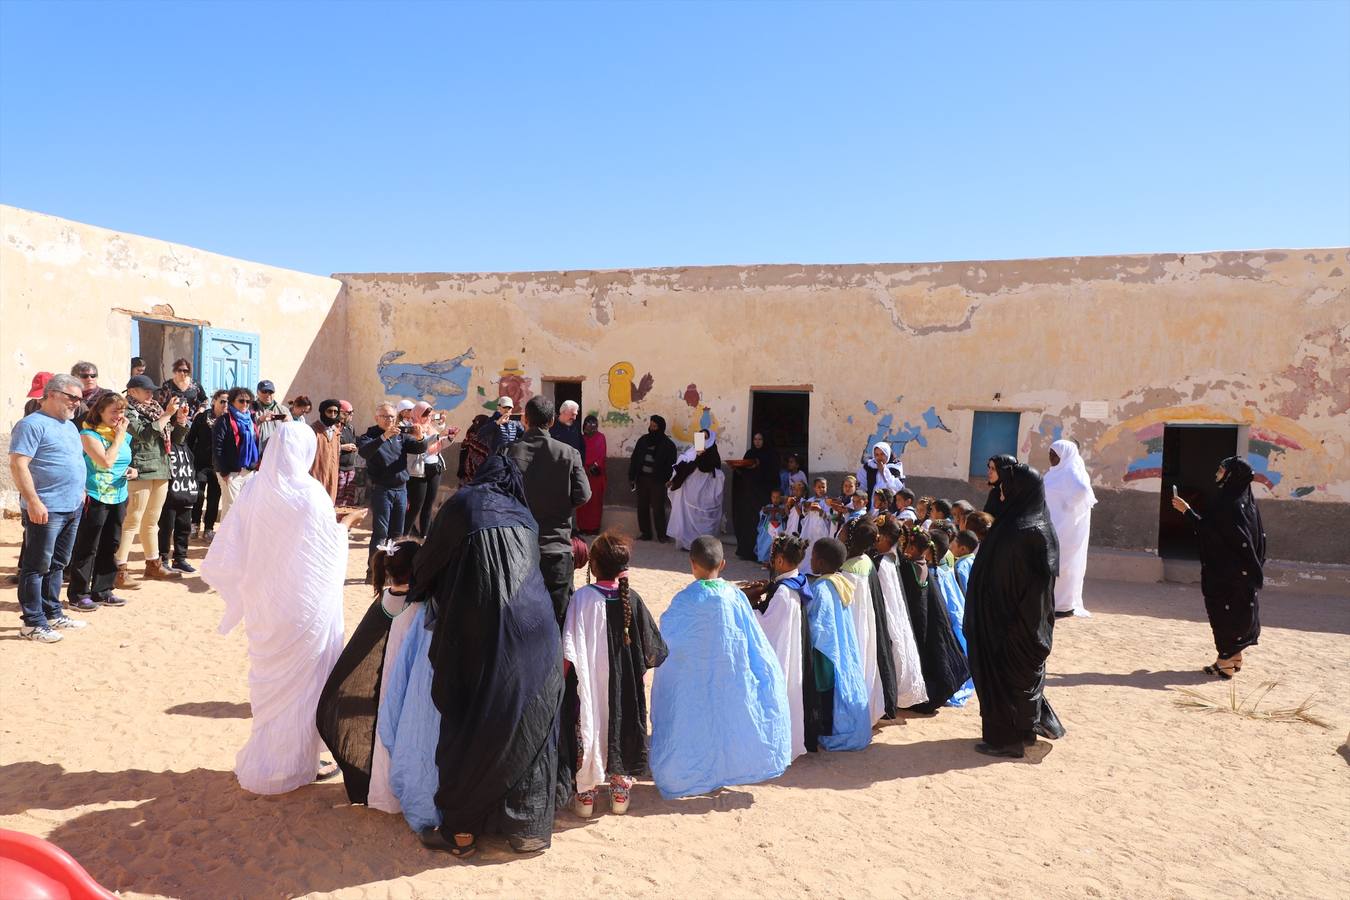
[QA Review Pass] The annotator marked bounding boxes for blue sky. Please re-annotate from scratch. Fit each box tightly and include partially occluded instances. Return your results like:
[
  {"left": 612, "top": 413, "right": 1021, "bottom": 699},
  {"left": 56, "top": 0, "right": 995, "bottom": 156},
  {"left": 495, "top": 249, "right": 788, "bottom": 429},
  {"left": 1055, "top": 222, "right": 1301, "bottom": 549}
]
[{"left": 2, "top": 0, "right": 1348, "bottom": 276}]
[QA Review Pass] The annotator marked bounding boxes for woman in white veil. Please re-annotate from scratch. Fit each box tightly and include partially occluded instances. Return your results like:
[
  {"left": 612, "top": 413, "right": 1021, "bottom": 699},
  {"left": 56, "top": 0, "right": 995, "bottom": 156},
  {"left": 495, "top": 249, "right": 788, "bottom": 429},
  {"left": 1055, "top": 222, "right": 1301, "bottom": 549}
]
[
  {"left": 202, "top": 420, "right": 362, "bottom": 794},
  {"left": 666, "top": 430, "right": 725, "bottom": 551},
  {"left": 1043, "top": 439, "right": 1096, "bottom": 618},
  {"left": 856, "top": 441, "right": 905, "bottom": 503}
]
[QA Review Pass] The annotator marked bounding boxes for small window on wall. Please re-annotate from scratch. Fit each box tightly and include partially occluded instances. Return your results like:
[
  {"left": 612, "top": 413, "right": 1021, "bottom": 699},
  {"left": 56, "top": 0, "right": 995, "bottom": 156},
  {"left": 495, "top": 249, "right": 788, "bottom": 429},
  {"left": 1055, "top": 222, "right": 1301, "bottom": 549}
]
[{"left": 968, "top": 411, "right": 1021, "bottom": 476}]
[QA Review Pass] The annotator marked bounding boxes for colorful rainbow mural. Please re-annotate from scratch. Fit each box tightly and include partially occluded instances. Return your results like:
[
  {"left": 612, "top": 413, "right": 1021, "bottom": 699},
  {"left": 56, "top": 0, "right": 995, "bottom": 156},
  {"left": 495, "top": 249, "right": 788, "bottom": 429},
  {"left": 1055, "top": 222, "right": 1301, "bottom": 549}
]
[{"left": 1098, "top": 404, "right": 1319, "bottom": 492}]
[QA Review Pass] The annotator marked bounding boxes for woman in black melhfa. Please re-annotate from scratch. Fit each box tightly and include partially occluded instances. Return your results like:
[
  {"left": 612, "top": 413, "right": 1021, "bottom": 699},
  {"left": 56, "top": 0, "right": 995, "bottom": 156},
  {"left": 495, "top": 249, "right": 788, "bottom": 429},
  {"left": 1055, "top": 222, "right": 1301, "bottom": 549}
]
[{"left": 1170, "top": 456, "right": 1266, "bottom": 679}]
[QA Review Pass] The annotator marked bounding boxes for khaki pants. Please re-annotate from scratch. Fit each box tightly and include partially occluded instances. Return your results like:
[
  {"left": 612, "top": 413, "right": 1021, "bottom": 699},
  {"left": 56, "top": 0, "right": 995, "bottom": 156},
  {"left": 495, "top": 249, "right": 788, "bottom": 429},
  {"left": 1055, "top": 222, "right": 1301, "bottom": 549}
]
[
  {"left": 115, "top": 478, "right": 169, "bottom": 564},
  {"left": 216, "top": 470, "right": 255, "bottom": 521}
]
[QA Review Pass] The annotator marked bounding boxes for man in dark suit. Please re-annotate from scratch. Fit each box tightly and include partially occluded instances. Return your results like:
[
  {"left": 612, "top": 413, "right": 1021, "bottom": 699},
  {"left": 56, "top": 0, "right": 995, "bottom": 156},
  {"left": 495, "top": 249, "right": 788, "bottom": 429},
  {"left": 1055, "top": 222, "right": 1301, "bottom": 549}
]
[{"left": 507, "top": 394, "right": 591, "bottom": 625}]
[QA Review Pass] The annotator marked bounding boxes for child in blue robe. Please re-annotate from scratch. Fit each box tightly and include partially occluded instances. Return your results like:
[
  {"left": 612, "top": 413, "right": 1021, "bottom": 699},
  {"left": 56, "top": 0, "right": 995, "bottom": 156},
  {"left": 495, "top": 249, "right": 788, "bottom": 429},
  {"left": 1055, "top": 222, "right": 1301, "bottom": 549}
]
[
  {"left": 755, "top": 488, "right": 787, "bottom": 564},
  {"left": 650, "top": 537, "right": 791, "bottom": 798},
  {"left": 804, "top": 537, "right": 872, "bottom": 751},
  {"left": 953, "top": 530, "right": 978, "bottom": 593}
]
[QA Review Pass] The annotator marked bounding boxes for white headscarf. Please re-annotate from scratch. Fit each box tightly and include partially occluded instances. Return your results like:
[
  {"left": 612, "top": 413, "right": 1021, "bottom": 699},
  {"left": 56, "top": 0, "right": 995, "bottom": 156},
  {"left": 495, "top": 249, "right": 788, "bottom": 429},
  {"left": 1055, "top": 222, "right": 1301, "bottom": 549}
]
[
  {"left": 1043, "top": 439, "right": 1097, "bottom": 511},
  {"left": 203, "top": 420, "right": 346, "bottom": 636},
  {"left": 858, "top": 440, "right": 905, "bottom": 493}
]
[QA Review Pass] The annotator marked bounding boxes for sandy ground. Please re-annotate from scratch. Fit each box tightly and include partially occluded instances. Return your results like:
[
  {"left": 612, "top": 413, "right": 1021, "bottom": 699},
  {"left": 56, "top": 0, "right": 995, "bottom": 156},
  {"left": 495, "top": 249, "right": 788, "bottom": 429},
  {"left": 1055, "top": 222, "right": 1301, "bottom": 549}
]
[{"left": 1, "top": 516, "right": 1348, "bottom": 900}]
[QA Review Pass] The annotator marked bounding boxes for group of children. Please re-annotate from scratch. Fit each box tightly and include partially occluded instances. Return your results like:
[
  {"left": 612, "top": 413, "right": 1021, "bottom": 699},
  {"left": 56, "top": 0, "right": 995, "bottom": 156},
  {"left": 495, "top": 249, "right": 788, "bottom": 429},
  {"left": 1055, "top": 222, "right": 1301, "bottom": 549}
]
[{"left": 318, "top": 495, "right": 997, "bottom": 830}]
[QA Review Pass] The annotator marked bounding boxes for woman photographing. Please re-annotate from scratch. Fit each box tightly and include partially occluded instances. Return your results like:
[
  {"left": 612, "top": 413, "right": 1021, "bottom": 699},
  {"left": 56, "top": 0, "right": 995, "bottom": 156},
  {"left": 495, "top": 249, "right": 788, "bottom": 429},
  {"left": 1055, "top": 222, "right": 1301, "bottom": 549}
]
[{"left": 1170, "top": 456, "right": 1266, "bottom": 679}]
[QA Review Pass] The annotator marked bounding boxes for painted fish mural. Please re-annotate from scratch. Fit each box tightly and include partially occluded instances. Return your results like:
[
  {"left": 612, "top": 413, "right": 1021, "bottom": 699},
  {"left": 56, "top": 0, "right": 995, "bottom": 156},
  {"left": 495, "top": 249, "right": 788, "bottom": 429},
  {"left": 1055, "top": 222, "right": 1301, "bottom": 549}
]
[{"left": 377, "top": 348, "right": 474, "bottom": 409}]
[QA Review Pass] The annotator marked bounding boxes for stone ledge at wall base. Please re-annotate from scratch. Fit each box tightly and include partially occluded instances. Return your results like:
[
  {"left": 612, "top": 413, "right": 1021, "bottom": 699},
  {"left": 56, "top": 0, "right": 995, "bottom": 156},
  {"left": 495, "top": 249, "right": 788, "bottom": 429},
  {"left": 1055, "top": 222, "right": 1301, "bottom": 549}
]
[{"left": 1087, "top": 548, "right": 1349, "bottom": 600}]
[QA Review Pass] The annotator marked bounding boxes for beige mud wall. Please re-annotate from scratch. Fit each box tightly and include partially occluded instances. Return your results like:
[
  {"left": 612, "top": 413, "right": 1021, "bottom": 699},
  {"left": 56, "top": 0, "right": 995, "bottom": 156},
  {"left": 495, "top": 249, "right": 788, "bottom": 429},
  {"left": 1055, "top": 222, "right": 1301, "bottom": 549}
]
[
  {"left": 338, "top": 251, "right": 1349, "bottom": 562},
  {"left": 0, "top": 205, "right": 345, "bottom": 507}
]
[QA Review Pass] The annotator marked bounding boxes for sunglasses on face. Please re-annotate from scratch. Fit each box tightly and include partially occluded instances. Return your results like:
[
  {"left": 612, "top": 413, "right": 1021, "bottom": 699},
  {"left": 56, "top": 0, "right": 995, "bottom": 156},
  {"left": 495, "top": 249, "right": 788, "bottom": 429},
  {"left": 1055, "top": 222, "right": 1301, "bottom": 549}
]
[
  {"left": 174, "top": 368, "right": 190, "bottom": 374},
  {"left": 79, "top": 373, "right": 98, "bottom": 379},
  {"left": 232, "top": 399, "right": 251, "bottom": 407},
  {"left": 57, "top": 391, "right": 82, "bottom": 404}
]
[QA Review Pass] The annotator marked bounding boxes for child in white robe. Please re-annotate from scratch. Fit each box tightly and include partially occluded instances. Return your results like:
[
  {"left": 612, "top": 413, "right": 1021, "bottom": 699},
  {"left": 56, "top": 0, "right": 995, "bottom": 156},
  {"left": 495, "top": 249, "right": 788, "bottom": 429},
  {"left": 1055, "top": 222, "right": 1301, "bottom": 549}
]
[{"left": 798, "top": 478, "right": 835, "bottom": 574}]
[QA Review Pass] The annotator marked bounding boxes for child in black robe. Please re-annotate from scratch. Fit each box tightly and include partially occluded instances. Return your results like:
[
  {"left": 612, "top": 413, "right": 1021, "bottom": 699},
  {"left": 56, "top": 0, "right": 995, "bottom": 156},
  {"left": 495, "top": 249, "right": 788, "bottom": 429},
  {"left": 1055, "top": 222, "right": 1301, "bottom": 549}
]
[
  {"left": 897, "top": 527, "right": 970, "bottom": 713},
  {"left": 562, "top": 531, "right": 668, "bottom": 817}
]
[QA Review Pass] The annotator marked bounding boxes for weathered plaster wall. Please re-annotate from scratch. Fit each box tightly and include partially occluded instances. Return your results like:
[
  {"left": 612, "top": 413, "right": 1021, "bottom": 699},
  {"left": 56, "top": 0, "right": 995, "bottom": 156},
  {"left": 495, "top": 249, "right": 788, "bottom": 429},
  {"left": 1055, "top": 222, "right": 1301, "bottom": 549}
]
[
  {"left": 339, "top": 250, "right": 1350, "bottom": 562},
  {"left": 0, "top": 205, "right": 344, "bottom": 506},
  {"left": 4, "top": 204, "right": 1345, "bottom": 562}
]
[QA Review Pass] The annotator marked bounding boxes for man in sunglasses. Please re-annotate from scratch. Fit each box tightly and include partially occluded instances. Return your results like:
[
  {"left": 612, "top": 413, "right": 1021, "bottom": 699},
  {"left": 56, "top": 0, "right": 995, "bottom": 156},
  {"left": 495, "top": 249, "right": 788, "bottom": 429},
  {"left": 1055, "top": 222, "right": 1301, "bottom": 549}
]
[{"left": 8, "top": 374, "right": 90, "bottom": 643}]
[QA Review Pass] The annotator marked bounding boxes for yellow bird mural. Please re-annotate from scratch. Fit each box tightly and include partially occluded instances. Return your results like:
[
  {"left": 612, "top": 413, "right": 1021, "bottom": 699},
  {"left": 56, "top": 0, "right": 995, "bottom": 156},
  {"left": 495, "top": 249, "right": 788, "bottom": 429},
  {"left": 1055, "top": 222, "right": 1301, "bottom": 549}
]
[{"left": 601, "top": 361, "right": 655, "bottom": 410}]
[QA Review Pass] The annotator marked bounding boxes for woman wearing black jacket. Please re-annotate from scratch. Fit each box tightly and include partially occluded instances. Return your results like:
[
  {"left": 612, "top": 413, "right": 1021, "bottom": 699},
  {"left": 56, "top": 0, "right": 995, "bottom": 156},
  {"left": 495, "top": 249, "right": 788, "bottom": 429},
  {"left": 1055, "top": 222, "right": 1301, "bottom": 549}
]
[
  {"left": 187, "top": 390, "right": 227, "bottom": 539},
  {"left": 1171, "top": 456, "right": 1266, "bottom": 679}
]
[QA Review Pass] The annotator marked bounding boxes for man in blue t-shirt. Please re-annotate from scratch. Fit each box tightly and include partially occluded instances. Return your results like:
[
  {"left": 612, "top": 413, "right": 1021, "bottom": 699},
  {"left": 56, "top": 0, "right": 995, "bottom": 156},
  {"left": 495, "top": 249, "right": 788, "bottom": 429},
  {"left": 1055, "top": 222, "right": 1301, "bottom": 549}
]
[{"left": 8, "top": 374, "right": 89, "bottom": 642}]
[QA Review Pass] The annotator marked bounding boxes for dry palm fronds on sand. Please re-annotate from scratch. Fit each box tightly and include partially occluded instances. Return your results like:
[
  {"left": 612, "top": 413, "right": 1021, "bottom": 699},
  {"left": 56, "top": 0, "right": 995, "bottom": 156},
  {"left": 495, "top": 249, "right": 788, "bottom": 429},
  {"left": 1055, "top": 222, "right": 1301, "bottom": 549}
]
[{"left": 1173, "top": 681, "right": 1331, "bottom": 728}]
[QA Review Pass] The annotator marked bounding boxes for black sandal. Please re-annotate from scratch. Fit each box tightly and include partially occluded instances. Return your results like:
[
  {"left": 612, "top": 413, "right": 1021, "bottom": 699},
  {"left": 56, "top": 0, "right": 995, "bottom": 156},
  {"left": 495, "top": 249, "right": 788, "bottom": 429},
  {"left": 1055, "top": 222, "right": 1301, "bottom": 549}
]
[
  {"left": 420, "top": 829, "right": 478, "bottom": 859},
  {"left": 975, "top": 741, "right": 1025, "bottom": 759},
  {"left": 1203, "top": 663, "right": 1237, "bottom": 679}
]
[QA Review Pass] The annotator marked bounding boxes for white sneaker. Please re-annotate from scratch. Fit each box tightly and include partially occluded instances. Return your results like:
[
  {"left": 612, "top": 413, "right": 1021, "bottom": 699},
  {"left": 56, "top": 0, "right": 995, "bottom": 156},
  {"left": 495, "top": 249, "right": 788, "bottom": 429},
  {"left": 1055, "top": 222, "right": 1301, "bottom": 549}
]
[
  {"left": 203, "top": 529, "right": 215, "bottom": 542},
  {"left": 19, "top": 625, "right": 63, "bottom": 643},
  {"left": 49, "top": 615, "right": 88, "bottom": 630}
]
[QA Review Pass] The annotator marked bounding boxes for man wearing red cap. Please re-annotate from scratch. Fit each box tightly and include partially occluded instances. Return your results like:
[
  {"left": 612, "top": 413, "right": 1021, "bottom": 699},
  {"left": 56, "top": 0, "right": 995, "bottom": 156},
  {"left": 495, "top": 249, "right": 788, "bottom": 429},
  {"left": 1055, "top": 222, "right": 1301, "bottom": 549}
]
[
  {"left": 24, "top": 372, "right": 54, "bottom": 417},
  {"left": 336, "top": 400, "right": 359, "bottom": 507}
]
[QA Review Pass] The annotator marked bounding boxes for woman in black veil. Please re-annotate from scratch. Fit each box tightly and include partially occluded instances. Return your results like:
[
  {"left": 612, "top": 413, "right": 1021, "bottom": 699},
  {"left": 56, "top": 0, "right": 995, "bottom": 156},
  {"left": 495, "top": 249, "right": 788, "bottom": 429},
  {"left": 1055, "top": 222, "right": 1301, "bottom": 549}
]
[
  {"left": 406, "top": 438, "right": 564, "bottom": 857},
  {"left": 732, "top": 432, "right": 780, "bottom": 561},
  {"left": 964, "top": 460, "right": 1066, "bottom": 759},
  {"left": 1171, "top": 456, "right": 1266, "bottom": 679}
]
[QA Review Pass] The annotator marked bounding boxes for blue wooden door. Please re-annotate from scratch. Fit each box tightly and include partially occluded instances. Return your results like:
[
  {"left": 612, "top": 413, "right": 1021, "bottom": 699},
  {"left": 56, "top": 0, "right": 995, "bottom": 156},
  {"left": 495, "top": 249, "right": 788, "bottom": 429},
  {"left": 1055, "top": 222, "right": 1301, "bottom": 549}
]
[
  {"left": 968, "top": 411, "right": 1021, "bottom": 476},
  {"left": 200, "top": 328, "right": 260, "bottom": 395}
]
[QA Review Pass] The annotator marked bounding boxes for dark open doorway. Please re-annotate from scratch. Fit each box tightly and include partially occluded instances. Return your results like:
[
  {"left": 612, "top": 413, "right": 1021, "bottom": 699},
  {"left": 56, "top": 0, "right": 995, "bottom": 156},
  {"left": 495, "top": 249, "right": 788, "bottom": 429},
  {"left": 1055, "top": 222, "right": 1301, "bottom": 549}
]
[
  {"left": 751, "top": 390, "right": 809, "bottom": 475},
  {"left": 135, "top": 318, "right": 198, "bottom": 386},
  {"left": 1159, "top": 424, "right": 1239, "bottom": 559},
  {"left": 543, "top": 378, "right": 583, "bottom": 412}
]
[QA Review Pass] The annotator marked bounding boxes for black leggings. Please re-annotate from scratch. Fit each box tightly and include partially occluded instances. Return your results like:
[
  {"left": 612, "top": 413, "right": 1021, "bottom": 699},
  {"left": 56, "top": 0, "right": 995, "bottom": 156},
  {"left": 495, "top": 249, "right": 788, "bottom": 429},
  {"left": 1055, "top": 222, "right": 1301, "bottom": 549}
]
[
  {"left": 67, "top": 499, "right": 127, "bottom": 600},
  {"left": 405, "top": 468, "right": 442, "bottom": 537}
]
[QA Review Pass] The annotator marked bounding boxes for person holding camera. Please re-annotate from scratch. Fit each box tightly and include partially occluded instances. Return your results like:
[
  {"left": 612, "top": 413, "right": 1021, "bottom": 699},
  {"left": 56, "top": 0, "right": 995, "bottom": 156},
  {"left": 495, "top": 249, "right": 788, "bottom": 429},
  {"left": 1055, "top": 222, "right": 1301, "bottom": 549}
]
[
  {"left": 115, "top": 374, "right": 190, "bottom": 584},
  {"left": 404, "top": 401, "right": 459, "bottom": 537},
  {"left": 251, "top": 380, "right": 287, "bottom": 452},
  {"left": 357, "top": 402, "right": 428, "bottom": 579}
]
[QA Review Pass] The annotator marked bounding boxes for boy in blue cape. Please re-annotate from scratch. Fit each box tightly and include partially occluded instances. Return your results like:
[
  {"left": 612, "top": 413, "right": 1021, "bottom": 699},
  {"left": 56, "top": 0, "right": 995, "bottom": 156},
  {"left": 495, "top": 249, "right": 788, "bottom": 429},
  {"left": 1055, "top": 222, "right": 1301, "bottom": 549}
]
[
  {"left": 650, "top": 536, "right": 791, "bottom": 798},
  {"left": 805, "top": 537, "right": 873, "bottom": 751}
]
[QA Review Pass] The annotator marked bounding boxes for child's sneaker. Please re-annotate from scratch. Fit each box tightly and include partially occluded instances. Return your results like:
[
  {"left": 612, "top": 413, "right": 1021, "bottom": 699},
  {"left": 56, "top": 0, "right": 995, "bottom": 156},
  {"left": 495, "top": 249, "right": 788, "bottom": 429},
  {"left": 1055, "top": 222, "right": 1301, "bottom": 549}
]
[
  {"left": 49, "top": 615, "right": 88, "bottom": 630},
  {"left": 572, "top": 790, "right": 595, "bottom": 819},
  {"left": 19, "top": 625, "right": 62, "bottom": 643}
]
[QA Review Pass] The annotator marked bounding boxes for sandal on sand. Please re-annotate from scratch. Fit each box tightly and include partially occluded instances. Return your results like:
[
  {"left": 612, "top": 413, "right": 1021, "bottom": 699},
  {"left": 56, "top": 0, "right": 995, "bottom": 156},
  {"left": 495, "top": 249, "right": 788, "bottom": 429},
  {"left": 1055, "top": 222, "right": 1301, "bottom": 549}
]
[
  {"left": 974, "top": 741, "right": 1025, "bottom": 759},
  {"left": 420, "top": 829, "right": 478, "bottom": 858},
  {"left": 315, "top": 760, "right": 340, "bottom": 780},
  {"left": 1203, "top": 662, "right": 1239, "bottom": 679}
]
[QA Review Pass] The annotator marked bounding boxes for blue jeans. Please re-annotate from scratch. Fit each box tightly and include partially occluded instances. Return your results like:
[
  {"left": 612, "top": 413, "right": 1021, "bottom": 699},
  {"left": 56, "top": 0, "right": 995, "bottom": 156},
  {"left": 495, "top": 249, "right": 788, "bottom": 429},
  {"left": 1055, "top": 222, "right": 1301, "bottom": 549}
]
[
  {"left": 19, "top": 508, "right": 82, "bottom": 628},
  {"left": 367, "top": 484, "right": 407, "bottom": 563}
]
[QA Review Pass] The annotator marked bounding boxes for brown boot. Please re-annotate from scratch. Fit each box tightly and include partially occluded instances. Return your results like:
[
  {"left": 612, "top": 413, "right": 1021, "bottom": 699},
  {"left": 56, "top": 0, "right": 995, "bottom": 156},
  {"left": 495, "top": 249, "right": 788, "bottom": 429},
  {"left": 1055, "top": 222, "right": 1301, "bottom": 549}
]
[
  {"left": 144, "top": 559, "right": 180, "bottom": 580},
  {"left": 115, "top": 563, "right": 140, "bottom": 590}
]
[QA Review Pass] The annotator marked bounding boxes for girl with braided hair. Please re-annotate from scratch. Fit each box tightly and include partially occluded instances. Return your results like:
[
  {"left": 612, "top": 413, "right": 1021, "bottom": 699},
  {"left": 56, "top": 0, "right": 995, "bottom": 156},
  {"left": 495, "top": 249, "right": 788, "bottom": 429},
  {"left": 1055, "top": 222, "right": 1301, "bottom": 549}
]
[{"left": 561, "top": 531, "right": 668, "bottom": 817}]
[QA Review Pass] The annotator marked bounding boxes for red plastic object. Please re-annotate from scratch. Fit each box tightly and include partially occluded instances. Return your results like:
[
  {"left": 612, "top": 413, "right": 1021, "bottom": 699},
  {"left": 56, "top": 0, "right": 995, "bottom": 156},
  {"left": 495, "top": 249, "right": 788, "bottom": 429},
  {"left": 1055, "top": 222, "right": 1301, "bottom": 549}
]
[{"left": 0, "top": 828, "right": 115, "bottom": 900}]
